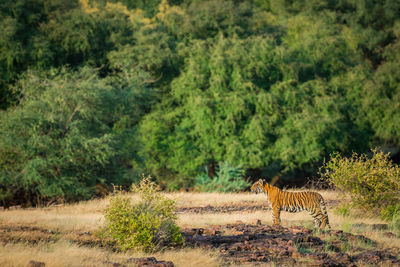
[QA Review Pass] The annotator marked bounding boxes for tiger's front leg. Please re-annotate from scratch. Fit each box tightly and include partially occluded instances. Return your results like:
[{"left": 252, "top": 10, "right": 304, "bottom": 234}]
[{"left": 272, "top": 206, "right": 281, "bottom": 225}]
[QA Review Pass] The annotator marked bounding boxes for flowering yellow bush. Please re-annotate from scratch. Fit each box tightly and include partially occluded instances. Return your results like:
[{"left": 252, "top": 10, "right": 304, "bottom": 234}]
[{"left": 320, "top": 149, "right": 400, "bottom": 221}]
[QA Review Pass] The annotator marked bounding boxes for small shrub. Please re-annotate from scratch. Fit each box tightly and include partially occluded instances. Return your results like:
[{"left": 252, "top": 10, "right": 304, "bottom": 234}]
[
  {"left": 194, "top": 162, "right": 250, "bottom": 192},
  {"left": 382, "top": 204, "right": 400, "bottom": 233},
  {"left": 102, "top": 176, "right": 184, "bottom": 252},
  {"left": 320, "top": 149, "right": 400, "bottom": 221},
  {"left": 334, "top": 203, "right": 351, "bottom": 217},
  {"left": 392, "top": 211, "right": 400, "bottom": 233}
]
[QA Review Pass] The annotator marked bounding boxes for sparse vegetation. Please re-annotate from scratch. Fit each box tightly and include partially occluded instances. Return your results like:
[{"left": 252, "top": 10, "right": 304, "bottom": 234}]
[
  {"left": 321, "top": 149, "right": 400, "bottom": 222},
  {"left": 335, "top": 203, "right": 351, "bottom": 217},
  {"left": 102, "top": 176, "right": 184, "bottom": 252},
  {"left": 1, "top": 191, "right": 400, "bottom": 266}
]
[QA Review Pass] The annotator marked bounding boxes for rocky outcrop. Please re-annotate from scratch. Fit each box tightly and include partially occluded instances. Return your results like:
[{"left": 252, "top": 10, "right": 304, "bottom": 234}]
[
  {"left": 27, "top": 260, "right": 45, "bottom": 267},
  {"left": 182, "top": 222, "right": 400, "bottom": 266},
  {"left": 126, "top": 257, "right": 174, "bottom": 267}
]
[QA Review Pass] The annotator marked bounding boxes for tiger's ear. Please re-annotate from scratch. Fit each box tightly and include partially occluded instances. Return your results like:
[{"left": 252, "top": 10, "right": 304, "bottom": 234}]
[
  {"left": 258, "top": 179, "right": 264, "bottom": 185},
  {"left": 262, "top": 179, "right": 266, "bottom": 184}
]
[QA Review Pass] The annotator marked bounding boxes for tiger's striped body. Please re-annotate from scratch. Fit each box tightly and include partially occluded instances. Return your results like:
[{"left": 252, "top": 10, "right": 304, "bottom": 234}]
[{"left": 251, "top": 179, "right": 330, "bottom": 228}]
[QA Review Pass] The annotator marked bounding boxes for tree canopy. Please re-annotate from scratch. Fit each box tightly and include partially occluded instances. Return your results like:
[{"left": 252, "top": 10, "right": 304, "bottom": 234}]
[{"left": 0, "top": 0, "right": 399, "bottom": 204}]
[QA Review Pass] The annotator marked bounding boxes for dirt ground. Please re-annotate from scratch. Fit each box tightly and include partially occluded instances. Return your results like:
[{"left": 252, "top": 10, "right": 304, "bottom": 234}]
[
  {"left": 182, "top": 222, "right": 400, "bottom": 266},
  {"left": 1, "top": 192, "right": 400, "bottom": 266}
]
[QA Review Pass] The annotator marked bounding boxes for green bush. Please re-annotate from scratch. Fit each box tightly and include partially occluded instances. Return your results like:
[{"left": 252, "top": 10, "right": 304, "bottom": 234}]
[
  {"left": 381, "top": 203, "right": 400, "bottom": 233},
  {"left": 334, "top": 203, "right": 351, "bottom": 217},
  {"left": 194, "top": 162, "right": 250, "bottom": 192},
  {"left": 102, "top": 176, "right": 184, "bottom": 252},
  {"left": 320, "top": 149, "right": 400, "bottom": 221}
]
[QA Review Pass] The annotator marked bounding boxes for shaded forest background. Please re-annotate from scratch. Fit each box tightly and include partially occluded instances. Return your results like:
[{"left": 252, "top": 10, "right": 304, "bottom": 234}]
[{"left": 1, "top": 0, "right": 399, "bottom": 206}]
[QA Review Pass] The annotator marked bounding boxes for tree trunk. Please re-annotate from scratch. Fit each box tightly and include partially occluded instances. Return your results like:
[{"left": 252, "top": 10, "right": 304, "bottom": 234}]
[{"left": 208, "top": 161, "right": 216, "bottom": 178}]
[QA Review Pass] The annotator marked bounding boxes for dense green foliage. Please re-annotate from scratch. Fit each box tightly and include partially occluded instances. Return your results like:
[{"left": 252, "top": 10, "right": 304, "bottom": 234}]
[
  {"left": 102, "top": 176, "right": 183, "bottom": 251},
  {"left": 321, "top": 150, "right": 400, "bottom": 222},
  {"left": 195, "top": 162, "right": 250, "bottom": 192},
  {"left": 0, "top": 67, "right": 153, "bottom": 206},
  {"left": 0, "top": 0, "right": 399, "bottom": 204}
]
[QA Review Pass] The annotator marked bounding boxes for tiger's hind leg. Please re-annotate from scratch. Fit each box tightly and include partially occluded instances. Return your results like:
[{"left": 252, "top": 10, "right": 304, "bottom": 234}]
[
  {"left": 320, "top": 211, "right": 331, "bottom": 229},
  {"left": 320, "top": 217, "right": 330, "bottom": 229},
  {"left": 312, "top": 213, "right": 322, "bottom": 228},
  {"left": 309, "top": 207, "right": 325, "bottom": 228},
  {"left": 320, "top": 198, "right": 331, "bottom": 229}
]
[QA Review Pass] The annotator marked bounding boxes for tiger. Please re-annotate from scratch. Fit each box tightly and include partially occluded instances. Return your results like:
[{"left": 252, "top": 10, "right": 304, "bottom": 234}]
[{"left": 251, "top": 179, "right": 330, "bottom": 228}]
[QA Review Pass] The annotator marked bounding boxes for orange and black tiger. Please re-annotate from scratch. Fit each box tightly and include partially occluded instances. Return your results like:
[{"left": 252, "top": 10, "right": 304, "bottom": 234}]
[{"left": 251, "top": 179, "right": 330, "bottom": 228}]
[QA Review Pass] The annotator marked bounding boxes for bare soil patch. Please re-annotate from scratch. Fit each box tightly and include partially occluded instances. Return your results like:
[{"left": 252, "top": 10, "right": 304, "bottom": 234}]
[
  {"left": 176, "top": 202, "right": 269, "bottom": 214},
  {"left": 176, "top": 199, "right": 340, "bottom": 214},
  {"left": 1, "top": 222, "right": 399, "bottom": 266},
  {"left": 0, "top": 194, "right": 398, "bottom": 266},
  {"left": 0, "top": 225, "right": 107, "bottom": 247},
  {"left": 182, "top": 222, "right": 400, "bottom": 266}
]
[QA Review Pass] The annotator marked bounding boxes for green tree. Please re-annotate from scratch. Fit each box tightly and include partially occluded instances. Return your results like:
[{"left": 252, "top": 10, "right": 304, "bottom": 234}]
[
  {"left": 107, "top": 0, "right": 184, "bottom": 94},
  {"left": 0, "top": 0, "right": 79, "bottom": 108},
  {"left": 139, "top": 35, "right": 283, "bottom": 188},
  {"left": 362, "top": 33, "right": 400, "bottom": 145},
  {"left": 0, "top": 67, "right": 153, "bottom": 206},
  {"left": 1, "top": 0, "right": 399, "bottom": 194},
  {"left": 139, "top": 12, "right": 372, "bottom": 186}
]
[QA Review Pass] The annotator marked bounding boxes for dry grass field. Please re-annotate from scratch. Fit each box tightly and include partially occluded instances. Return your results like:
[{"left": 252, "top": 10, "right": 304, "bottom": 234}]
[{"left": 0, "top": 190, "right": 399, "bottom": 266}]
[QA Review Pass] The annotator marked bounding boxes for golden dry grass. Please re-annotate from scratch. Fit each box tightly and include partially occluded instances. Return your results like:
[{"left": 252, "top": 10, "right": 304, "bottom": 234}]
[
  {"left": 0, "top": 190, "right": 340, "bottom": 230},
  {"left": 0, "top": 190, "right": 399, "bottom": 266},
  {"left": 171, "top": 192, "right": 266, "bottom": 207},
  {"left": 0, "top": 208, "right": 103, "bottom": 232},
  {"left": 0, "top": 241, "right": 221, "bottom": 267},
  {"left": 0, "top": 192, "right": 267, "bottom": 232}
]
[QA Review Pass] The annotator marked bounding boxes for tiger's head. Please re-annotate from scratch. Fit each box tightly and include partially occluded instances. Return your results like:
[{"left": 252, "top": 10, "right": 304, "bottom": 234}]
[{"left": 251, "top": 179, "right": 266, "bottom": 194}]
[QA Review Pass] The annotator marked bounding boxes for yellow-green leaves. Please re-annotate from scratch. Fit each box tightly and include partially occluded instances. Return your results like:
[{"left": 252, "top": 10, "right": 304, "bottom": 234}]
[
  {"left": 103, "top": 176, "right": 183, "bottom": 252},
  {"left": 321, "top": 149, "right": 400, "bottom": 221}
]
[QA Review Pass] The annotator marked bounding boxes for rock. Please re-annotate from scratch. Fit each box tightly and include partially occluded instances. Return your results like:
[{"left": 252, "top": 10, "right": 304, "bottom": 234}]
[
  {"left": 27, "top": 261, "right": 45, "bottom": 267},
  {"left": 289, "top": 226, "right": 311, "bottom": 234},
  {"left": 104, "top": 262, "right": 125, "bottom": 267},
  {"left": 126, "top": 257, "right": 174, "bottom": 267},
  {"left": 182, "top": 224, "right": 400, "bottom": 266},
  {"left": 354, "top": 250, "right": 400, "bottom": 265},
  {"left": 354, "top": 251, "right": 382, "bottom": 264},
  {"left": 251, "top": 219, "right": 262, "bottom": 226},
  {"left": 176, "top": 204, "right": 269, "bottom": 214},
  {"left": 193, "top": 228, "right": 204, "bottom": 236},
  {"left": 127, "top": 257, "right": 156, "bottom": 264},
  {"left": 291, "top": 251, "right": 302, "bottom": 259},
  {"left": 329, "top": 230, "right": 344, "bottom": 236},
  {"left": 203, "top": 228, "right": 220, "bottom": 236},
  {"left": 330, "top": 252, "right": 355, "bottom": 267},
  {"left": 371, "top": 224, "right": 389, "bottom": 230},
  {"left": 231, "top": 230, "right": 244, "bottom": 235},
  {"left": 294, "top": 235, "right": 323, "bottom": 248},
  {"left": 384, "top": 232, "right": 397, "bottom": 238}
]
